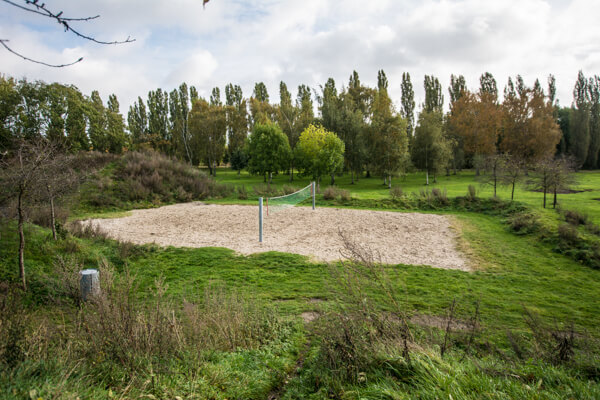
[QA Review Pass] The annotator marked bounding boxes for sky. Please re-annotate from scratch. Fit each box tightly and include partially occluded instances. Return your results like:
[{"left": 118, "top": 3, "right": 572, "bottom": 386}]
[{"left": 1, "top": 0, "right": 599, "bottom": 115}]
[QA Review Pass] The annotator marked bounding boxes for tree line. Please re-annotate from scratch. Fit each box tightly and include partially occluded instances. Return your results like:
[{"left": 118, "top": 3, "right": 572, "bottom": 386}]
[{"left": 1, "top": 69, "right": 599, "bottom": 185}]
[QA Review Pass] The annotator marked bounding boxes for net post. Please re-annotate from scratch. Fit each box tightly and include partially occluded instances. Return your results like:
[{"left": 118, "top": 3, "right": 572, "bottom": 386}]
[
  {"left": 312, "top": 181, "right": 316, "bottom": 210},
  {"left": 259, "top": 197, "right": 263, "bottom": 243}
]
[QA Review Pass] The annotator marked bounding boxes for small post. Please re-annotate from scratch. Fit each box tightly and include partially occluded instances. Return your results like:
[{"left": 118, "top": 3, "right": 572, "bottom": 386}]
[
  {"left": 80, "top": 269, "right": 100, "bottom": 301},
  {"left": 311, "top": 181, "right": 316, "bottom": 210},
  {"left": 259, "top": 197, "right": 263, "bottom": 243}
]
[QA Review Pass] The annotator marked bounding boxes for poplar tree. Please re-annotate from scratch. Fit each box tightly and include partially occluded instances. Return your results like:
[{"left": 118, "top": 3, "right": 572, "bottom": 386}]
[
  {"left": 105, "top": 94, "right": 127, "bottom": 153},
  {"left": 65, "top": 87, "right": 88, "bottom": 151},
  {"left": 569, "top": 71, "right": 590, "bottom": 167},
  {"left": 127, "top": 97, "right": 148, "bottom": 147},
  {"left": 87, "top": 90, "right": 108, "bottom": 152},
  {"left": 401, "top": 72, "right": 416, "bottom": 142},
  {"left": 250, "top": 82, "right": 274, "bottom": 126},
  {"left": 147, "top": 88, "right": 170, "bottom": 152},
  {"left": 586, "top": 76, "right": 600, "bottom": 169},
  {"left": 479, "top": 72, "right": 498, "bottom": 102},
  {"left": 225, "top": 83, "right": 248, "bottom": 173},
  {"left": 424, "top": 75, "right": 444, "bottom": 113},
  {"left": 169, "top": 83, "right": 193, "bottom": 163},
  {"left": 447, "top": 75, "right": 467, "bottom": 174}
]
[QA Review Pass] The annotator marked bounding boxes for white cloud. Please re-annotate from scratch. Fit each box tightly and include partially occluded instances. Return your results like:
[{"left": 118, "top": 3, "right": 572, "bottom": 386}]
[{"left": 1, "top": 0, "right": 600, "bottom": 112}]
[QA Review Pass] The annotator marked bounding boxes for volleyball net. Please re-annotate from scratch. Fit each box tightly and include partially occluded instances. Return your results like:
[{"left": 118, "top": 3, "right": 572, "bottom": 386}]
[{"left": 259, "top": 182, "right": 315, "bottom": 242}]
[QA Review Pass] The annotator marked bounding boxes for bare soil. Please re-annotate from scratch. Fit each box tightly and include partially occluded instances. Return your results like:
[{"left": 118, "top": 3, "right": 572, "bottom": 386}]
[{"left": 86, "top": 203, "right": 469, "bottom": 270}]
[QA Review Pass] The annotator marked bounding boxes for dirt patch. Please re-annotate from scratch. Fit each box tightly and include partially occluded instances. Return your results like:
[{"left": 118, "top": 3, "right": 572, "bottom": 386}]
[
  {"left": 411, "top": 314, "right": 470, "bottom": 331},
  {"left": 530, "top": 188, "right": 591, "bottom": 194},
  {"left": 300, "top": 311, "right": 320, "bottom": 323},
  {"left": 85, "top": 203, "right": 469, "bottom": 270}
]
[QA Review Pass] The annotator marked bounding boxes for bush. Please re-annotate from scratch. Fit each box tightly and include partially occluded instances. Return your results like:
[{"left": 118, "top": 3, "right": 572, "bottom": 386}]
[
  {"left": 323, "top": 186, "right": 337, "bottom": 200},
  {"left": 236, "top": 185, "right": 248, "bottom": 200},
  {"left": 467, "top": 185, "right": 477, "bottom": 201},
  {"left": 558, "top": 224, "right": 579, "bottom": 245},
  {"left": 432, "top": 188, "right": 448, "bottom": 205},
  {"left": 338, "top": 189, "right": 351, "bottom": 202},
  {"left": 390, "top": 186, "right": 404, "bottom": 200},
  {"left": 563, "top": 209, "right": 588, "bottom": 226},
  {"left": 507, "top": 212, "right": 541, "bottom": 235},
  {"left": 323, "top": 186, "right": 351, "bottom": 202}
]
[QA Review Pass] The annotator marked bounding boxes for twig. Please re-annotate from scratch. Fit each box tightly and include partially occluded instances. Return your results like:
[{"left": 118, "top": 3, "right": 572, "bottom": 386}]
[{"left": 0, "top": 39, "right": 83, "bottom": 67}]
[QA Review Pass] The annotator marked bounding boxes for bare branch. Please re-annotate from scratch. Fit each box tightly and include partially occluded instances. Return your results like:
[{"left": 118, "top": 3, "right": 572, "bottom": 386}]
[
  {"left": 0, "top": 39, "right": 83, "bottom": 67},
  {"left": 1, "top": 0, "right": 134, "bottom": 67}
]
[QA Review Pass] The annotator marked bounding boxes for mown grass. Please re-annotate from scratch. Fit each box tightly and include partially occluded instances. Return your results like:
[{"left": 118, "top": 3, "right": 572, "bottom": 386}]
[{"left": 211, "top": 168, "right": 600, "bottom": 224}]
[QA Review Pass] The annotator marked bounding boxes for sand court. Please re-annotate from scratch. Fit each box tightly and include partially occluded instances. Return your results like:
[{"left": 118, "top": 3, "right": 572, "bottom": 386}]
[{"left": 86, "top": 203, "right": 469, "bottom": 270}]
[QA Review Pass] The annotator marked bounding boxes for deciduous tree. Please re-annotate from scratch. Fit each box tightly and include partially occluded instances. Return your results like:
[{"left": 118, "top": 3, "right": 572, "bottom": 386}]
[
  {"left": 295, "top": 124, "right": 345, "bottom": 188},
  {"left": 247, "top": 122, "right": 290, "bottom": 185}
]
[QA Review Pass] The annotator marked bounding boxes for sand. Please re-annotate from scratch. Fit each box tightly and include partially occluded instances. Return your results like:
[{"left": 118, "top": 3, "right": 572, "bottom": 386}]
[{"left": 86, "top": 203, "right": 469, "bottom": 270}]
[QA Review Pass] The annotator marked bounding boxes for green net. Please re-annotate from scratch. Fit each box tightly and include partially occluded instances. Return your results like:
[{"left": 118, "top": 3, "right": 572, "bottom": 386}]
[{"left": 266, "top": 183, "right": 313, "bottom": 215}]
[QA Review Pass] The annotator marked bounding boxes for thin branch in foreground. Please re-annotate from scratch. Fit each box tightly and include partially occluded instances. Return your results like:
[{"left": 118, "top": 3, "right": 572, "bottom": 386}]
[
  {"left": 2, "top": 0, "right": 135, "bottom": 45},
  {"left": 0, "top": 39, "right": 83, "bottom": 67}
]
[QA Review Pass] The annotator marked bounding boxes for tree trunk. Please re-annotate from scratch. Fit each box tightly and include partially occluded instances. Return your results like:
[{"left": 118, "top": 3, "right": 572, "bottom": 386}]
[
  {"left": 18, "top": 189, "right": 26, "bottom": 290},
  {"left": 543, "top": 188, "right": 547, "bottom": 208},
  {"left": 511, "top": 182, "right": 515, "bottom": 201},
  {"left": 351, "top": 170, "right": 355, "bottom": 185},
  {"left": 493, "top": 176, "right": 497, "bottom": 197},
  {"left": 426, "top": 170, "right": 429, "bottom": 185},
  {"left": 50, "top": 194, "right": 57, "bottom": 241},
  {"left": 475, "top": 166, "right": 480, "bottom": 176},
  {"left": 553, "top": 187, "right": 557, "bottom": 209},
  {"left": 330, "top": 173, "right": 335, "bottom": 185},
  {"left": 268, "top": 171, "right": 272, "bottom": 184},
  {"left": 290, "top": 159, "right": 294, "bottom": 182},
  {"left": 388, "top": 174, "right": 392, "bottom": 189}
]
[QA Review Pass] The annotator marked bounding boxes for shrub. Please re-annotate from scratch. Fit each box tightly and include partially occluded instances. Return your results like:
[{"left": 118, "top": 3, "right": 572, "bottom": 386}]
[
  {"left": 236, "top": 185, "right": 248, "bottom": 200},
  {"left": 390, "top": 186, "right": 404, "bottom": 200},
  {"left": 323, "top": 186, "right": 337, "bottom": 200},
  {"left": 338, "top": 189, "right": 351, "bottom": 202},
  {"left": 558, "top": 224, "right": 579, "bottom": 244},
  {"left": 563, "top": 209, "right": 588, "bottom": 226},
  {"left": 253, "top": 183, "right": 280, "bottom": 197},
  {"left": 507, "top": 212, "right": 541, "bottom": 235},
  {"left": 432, "top": 188, "right": 448, "bottom": 205},
  {"left": 467, "top": 185, "right": 477, "bottom": 201}
]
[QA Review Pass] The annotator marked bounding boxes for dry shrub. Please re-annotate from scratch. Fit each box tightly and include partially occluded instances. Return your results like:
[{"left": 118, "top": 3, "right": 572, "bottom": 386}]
[
  {"left": 467, "top": 185, "right": 477, "bottom": 201},
  {"left": 236, "top": 185, "right": 248, "bottom": 200},
  {"left": 563, "top": 209, "right": 588, "bottom": 226},
  {"left": 0, "top": 286, "right": 28, "bottom": 367},
  {"left": 322, "top": 186, "right": 337, "bottom": 200},
  {"left": 282, "top": 184, "right": 300, "bottom": 195},
  {"left": 314, "top": 231, "right": 412, "bottom": 381},
  {"left": 390, "top": 186, "right": 404, "bottom": 200},
  {"left": 28, "top": 205, "right": 69, "bottom": 231},
  {"left": 338, "top": 189, "right": 351, "bottom": 202},
  {"left": 558, "top": 224, "right": 579, "bottom": 244},
  {"left": 78, "top": 264, "right": 184, "bottom": 368},
  {"left": 508, "top": 212, "right": 540, "bottom": 235},
  {"left": 253, "top": 184, "right": 280, "bottom": 197},
  {"left": 66, "top": 221, "right": 109, "bottom": 241},
  {"left": 323, "top": 186, "right": 351, "bottom": 202},
  {"left": 432, "top": 188, "right": 448, "bottom": 205},
  {"left": 183, "top": 285, "right": 281, "bottom": 351}
]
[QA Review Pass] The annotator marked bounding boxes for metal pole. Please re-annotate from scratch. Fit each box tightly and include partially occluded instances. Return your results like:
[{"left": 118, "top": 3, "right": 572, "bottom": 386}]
[
  {"left": 259, "top": 197, "right": 263, "bottom": 243},
  {"left": 312, "top": 181, "right": 316, "bottom": 210}
]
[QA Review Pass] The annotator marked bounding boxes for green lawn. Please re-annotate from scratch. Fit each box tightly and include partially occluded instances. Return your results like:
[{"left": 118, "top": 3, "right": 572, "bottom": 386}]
[{"left": 211, "top": 168, "right": 600, "bottom": 224}]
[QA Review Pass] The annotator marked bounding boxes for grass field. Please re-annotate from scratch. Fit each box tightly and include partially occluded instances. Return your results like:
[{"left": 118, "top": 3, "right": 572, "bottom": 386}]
[
  {"left": 2, "top": 155, "right": 600, "bottom": 399},
  {"left": 210, "top": 168, "right": 600, "bottom": 224}
]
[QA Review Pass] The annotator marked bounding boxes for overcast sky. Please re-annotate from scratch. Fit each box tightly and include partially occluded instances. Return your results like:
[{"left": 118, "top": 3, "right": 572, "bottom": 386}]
[{"left": 1, "top": 0, "right": 599, "bottom": 114}]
